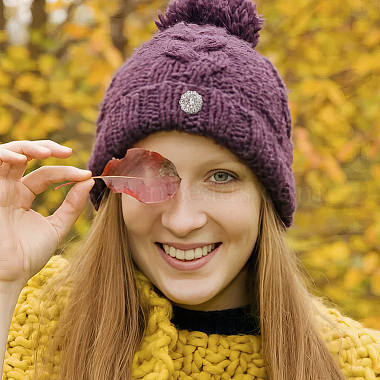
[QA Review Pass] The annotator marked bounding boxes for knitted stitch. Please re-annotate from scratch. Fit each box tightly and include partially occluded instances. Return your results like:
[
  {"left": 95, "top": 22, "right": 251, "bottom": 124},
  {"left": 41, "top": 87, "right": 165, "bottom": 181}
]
[
  {"left": 3, "top": 257, "right": 380, "bottom": 380},
  {"left": 88, "top": 0, "right": 297, "bottom": 227}
]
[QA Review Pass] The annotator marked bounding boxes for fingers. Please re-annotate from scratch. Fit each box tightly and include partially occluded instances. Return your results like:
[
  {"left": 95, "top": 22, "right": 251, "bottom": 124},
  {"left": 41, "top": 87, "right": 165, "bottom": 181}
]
[
  {"left": 22, "top": 166, "right": 93, "bottom": 197},
  {"left": 0, "top": 141, "right": 72, "bottom": 181},
  {"left": 0, "top": 149, "right": 28, "bottom": 165},
  {"left": 0, "top": 140, "right": 72, "bottom": 162},
  {"left": 46, "top": 178, "right": 95, "bottom": 243},
  {"left": 0, "top": 162, "right": 28, "bottom": 184}
]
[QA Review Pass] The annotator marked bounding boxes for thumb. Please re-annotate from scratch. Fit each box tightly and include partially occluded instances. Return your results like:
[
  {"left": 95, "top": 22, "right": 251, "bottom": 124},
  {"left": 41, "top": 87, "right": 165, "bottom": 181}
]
[{"left": 46, "top": 178, "right": 95, "bottom": 243}]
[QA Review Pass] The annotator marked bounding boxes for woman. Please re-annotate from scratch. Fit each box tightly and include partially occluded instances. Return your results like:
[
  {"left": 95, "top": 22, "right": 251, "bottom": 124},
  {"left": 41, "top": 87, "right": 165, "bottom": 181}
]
[{"left": 1, "top": 0, "right": 379, "bottom": 379}]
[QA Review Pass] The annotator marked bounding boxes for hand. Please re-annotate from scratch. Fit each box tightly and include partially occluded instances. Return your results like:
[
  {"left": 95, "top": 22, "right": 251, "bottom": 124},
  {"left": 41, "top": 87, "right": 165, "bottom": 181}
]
[{"left": 0, "top": 140, "right": 94, "bottom": 288}]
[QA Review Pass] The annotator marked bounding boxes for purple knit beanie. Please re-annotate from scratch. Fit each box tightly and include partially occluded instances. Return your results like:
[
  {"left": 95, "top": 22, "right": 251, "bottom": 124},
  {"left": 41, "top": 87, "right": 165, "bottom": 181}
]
[{"left": 88, "top": 0, "right": 296, "bottom": 227}]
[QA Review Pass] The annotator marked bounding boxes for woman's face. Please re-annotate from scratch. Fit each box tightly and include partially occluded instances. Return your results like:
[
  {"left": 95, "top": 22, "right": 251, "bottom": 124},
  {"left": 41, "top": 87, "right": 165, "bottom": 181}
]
[{"left": 122, "top": 131, "right": 261, "bottom": 311}]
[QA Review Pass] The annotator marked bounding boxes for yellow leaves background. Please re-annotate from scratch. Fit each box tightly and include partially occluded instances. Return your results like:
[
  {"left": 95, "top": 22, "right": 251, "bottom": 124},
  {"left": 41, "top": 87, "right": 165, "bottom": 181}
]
[
  {"left": 256, "top": 0, "right": 380, "bottom": 327},
  {"left": 1, "top": 0, "right": 379, "bottom": 327}
]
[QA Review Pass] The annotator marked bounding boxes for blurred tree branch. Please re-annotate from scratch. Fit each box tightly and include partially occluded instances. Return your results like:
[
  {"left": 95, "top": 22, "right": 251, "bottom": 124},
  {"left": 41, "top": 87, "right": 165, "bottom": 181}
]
[
  {"left": 110, "top": 0, "right": 160, "bottom": 59},
  {"left": 0, "top": 0, "right": 6, "bottom": 51},
  {"left": 29, "top": 0, "right": 46, "bottom": 59},
  {"left": 0, "top": 0, "right": 4, "bottom": 30},
  {"left": 110, "top": 1, "right": 128, "bottom": 59}
]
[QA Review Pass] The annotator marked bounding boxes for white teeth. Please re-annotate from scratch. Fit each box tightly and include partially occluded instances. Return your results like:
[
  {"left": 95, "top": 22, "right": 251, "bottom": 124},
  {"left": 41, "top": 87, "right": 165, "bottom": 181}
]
[
  {"left": 185, "top": 250, "right": 195, "bottom": 260},
  {"left": 194, "top": 247, "right": 202, "bottom": 259},
  {"left": 161, "top": 243, "right": 218, "bottom": 261}
]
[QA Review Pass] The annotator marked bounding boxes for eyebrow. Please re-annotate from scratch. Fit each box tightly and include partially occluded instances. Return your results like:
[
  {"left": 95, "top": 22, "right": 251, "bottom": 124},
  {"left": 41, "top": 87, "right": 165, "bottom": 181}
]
[{"left": 193, "top": 157, "right": 248, "bottom": 173}]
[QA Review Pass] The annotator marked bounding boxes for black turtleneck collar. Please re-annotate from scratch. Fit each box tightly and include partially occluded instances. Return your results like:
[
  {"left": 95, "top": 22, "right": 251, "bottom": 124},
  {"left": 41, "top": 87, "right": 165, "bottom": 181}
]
[{"left": 171, "top": 305, "right": 260, "bottom": 335}]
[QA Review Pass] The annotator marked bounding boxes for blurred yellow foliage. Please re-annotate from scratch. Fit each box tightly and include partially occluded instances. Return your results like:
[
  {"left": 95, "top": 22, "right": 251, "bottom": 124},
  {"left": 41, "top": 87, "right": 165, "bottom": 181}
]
[
  {"left": 38, "top": 54, "right": 56, "bottom": 75},
  {"left": 256, "top": 0, "right": 380, "bottom": 327},
  {"left": 363, "top": 252, "right": 380, "bottom": 276},
  {"left": 370, "top": 269, "right": 380, "bottom": 296},
  {"left": 0, "top": 109, "right": 12, "bottom": 134}
]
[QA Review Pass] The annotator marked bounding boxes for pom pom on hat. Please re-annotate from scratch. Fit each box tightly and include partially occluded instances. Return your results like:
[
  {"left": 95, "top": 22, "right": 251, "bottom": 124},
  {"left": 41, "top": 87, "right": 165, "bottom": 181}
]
[{"left": 155, "top": 0, "right": 264, "bottom": 48}]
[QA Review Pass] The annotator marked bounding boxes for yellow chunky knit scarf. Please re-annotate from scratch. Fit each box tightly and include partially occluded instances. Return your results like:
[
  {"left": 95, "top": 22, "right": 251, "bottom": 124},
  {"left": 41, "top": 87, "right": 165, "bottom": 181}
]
[{"left": 3, "top": 256, "right": 380, "bottom": 380}]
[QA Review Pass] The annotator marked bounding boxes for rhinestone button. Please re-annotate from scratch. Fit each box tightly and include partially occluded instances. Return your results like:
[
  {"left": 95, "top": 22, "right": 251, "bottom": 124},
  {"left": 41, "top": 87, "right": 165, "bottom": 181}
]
[{"left": 179, "top": 90, "right": 203, "bottom": 114}]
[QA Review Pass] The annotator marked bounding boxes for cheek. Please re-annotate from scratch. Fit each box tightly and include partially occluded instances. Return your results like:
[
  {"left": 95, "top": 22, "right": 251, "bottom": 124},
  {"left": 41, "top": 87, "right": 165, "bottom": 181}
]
[
  {"left": 209, "top": 190, "right": 261, "bottom": 236},
  {"left": 121, "top": 195, "right": 152, "bottom": 239},
  {"left": 121, "top": 199, "right": 153, "bottom": 272}
]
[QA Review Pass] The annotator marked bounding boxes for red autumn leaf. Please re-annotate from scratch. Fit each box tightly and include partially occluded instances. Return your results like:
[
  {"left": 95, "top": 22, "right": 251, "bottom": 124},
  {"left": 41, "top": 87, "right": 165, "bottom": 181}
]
[
  {"left": 99, "top": 148, "right": 181, "bottom": 203},
  {"left": 54, "top": 148, "right": 181, "bottom": 203}
]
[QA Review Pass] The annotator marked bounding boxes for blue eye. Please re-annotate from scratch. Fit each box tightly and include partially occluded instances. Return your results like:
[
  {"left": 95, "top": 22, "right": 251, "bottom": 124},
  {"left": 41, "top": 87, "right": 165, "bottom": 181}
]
[{"left": 209, "top": 171, "right": 236, "bottom": 184}]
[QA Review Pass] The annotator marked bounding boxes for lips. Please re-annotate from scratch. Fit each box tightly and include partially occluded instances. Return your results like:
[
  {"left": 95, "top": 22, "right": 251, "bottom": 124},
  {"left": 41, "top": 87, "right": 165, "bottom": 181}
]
[{"left": 156, "top": 243, "right": 222, "bottom": 271}]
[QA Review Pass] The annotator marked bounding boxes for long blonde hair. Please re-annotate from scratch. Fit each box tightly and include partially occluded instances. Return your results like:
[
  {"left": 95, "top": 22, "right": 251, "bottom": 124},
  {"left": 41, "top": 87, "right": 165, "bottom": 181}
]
[
  {"left": 256, "top": 197, "right": 345, "bottom": 379},
  {"left": 40, "top": 190, "right": 345, "bottom": 380},
  {"left": 40, "top": 191, "right": 146, "bottom": 380}
]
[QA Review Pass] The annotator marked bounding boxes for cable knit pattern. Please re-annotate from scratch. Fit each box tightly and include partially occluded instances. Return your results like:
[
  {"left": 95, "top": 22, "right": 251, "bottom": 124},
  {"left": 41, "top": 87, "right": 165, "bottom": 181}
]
[
  {"left": 87, "top": 0, "right": 296, "bottom": 227},
  {"left": 155, "top": 0, "right": 264, "bottom": 49},
  {"left": 4, "top": 257, "right": 380, "bottom": 380}
]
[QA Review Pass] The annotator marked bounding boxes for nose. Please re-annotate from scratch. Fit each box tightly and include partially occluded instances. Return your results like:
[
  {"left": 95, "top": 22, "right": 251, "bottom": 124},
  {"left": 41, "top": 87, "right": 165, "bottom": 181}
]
[{"left": 161, "top": 183, "right": 207, "bottom": 237}]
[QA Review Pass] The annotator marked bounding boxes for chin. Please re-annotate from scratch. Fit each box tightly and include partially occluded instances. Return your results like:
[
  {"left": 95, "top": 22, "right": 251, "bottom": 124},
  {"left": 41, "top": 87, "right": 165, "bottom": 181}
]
[{"left": 162, "top": 286, "right": 218, "bottom": 308}]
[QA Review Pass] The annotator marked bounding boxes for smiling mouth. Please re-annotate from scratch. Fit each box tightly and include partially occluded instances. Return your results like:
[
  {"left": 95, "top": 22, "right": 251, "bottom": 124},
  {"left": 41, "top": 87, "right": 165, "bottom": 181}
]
[{"left": 157, "top": 243, "right": 221, "bottom": 261}]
